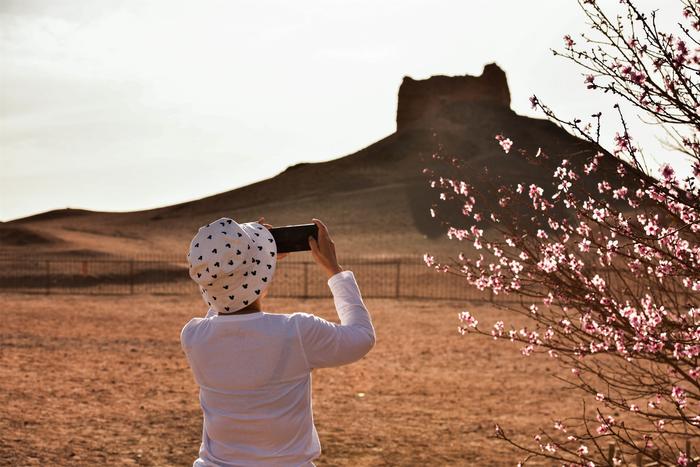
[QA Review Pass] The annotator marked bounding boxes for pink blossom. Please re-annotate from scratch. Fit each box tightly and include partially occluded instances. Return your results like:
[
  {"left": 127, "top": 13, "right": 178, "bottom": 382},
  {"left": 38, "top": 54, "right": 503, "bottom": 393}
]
[
  {"left": 656, "top": 419, "right": 666, "bottom": 431},
  {"left": 660, "top": 163, "right": 675, "bottom": 182},
  {"left": 458, "top": 311, "right": 478, "bottom": 329},
  {"left": 612, "top": 186, "right": 628, "bottom": 199},
  {"left": 671, "top": 386, "right": 687, "bottom": 408},
  {"left": 613, "top": 131, "right": 633, "bottom": 156},
  {"left": 591, "top": 275, "right": 606, "bottom": 292},
  {"left": 584, "top": 74, "right": 595, "bottom": 89},
  {"left": 491, "top": 321, "right": 505, "bottom": 339},
  {"left": 583, "top": 152, "right": 603, "bottom": 174},
  {"left": 564, "top": 35, "right": 575, "bottom": 48},
  {"left": 495, "top": 134, "right": 513, "bottom": 154},
  {"left": 578, "top": 238, "right": 591, "bottom": 252},
  {"left": 674, "top": 39, "right": 689, "bottom": 66}
]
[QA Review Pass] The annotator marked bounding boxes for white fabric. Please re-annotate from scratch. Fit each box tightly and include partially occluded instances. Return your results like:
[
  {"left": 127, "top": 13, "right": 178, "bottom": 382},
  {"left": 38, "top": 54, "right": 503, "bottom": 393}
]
[{"left": 181, "top": 270, "right": 375, "bottom": 467}]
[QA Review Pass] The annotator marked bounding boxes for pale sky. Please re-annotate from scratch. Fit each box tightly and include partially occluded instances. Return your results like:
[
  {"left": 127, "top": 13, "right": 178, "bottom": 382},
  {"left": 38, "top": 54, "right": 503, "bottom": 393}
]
[{"left": 0, "top": 0, "right": 683, "bottom": 221}]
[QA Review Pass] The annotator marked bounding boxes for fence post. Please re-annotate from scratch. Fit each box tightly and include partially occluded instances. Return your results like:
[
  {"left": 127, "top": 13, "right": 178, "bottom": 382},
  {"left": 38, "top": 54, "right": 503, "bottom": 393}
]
[
  {"left": 651, "top": 447, "right": 660, "bottom": 462},
  {"left": 303, "top": 262, "right": 309, "bottom": 299},
  {"left": 44, "top": 260, "right": 51, "bottom": 295},
  {"left": 607, "top": 443, "right": 615, "bottom": 464},
  {"left": 395, "top": 261, "right": 401, "bottom": 298},
  {"left": 129, "top": 260, "right": 134, "bottom": 295}
]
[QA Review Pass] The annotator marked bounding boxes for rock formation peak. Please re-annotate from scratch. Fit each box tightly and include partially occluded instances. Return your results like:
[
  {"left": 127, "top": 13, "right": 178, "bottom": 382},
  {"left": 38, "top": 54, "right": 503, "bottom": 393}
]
[{"left": 396, "top": 63, "right": 511, "bottom": 132}]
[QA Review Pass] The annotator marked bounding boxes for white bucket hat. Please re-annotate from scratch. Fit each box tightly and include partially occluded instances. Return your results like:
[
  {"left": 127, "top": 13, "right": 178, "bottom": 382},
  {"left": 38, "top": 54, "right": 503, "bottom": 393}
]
[{"left": 187, "top": 217, "right": 277, "bottom": 313}]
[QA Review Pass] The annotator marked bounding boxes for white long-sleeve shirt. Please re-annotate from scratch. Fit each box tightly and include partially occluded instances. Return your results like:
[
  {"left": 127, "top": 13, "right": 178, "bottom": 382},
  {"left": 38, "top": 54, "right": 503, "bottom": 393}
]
[{"left": 180, "top": 270, "right": 375, "bottom": 467}]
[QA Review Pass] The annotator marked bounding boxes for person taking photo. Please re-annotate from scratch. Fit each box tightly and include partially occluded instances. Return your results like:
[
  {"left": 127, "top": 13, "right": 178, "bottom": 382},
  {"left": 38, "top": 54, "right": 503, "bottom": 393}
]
[{"left": 180, "top": 217, "right": 376, "bottom": 467}]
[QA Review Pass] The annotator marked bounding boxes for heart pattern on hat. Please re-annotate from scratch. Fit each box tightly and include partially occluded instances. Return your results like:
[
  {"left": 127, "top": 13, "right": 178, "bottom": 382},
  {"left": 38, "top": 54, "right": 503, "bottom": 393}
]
[{"left": 187, "top": 217, "right": 277, "bottom": 314}]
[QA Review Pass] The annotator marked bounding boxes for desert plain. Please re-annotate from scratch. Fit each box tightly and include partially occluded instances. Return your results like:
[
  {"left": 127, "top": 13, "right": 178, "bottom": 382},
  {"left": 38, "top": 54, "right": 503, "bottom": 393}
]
[{"left": 0, "top": 291, "right": 584, "bottom": 466}]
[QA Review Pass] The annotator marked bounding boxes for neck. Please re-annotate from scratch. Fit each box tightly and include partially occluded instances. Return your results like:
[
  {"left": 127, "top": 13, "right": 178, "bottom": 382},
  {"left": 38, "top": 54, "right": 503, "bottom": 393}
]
[{"left": 218, "top": 299, "right": 262, "bottom": 316}]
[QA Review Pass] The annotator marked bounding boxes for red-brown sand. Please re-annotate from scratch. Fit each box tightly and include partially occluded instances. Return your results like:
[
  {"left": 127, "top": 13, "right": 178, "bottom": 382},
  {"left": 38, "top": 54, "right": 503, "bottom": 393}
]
[{"left": 0, "top": 293, "right": 581, "bottom": 466}]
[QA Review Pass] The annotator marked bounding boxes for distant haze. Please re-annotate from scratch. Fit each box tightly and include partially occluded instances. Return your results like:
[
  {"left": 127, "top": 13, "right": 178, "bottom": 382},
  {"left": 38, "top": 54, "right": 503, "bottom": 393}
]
[{"left": 0, "top": 0, "right": 681, "bottom": 221}]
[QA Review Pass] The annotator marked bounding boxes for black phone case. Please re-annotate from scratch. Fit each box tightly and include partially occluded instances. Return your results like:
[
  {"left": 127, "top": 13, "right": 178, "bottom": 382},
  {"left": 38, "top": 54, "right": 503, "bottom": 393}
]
[{"left": 269, "top": 224, "right": 319, "bottom": 253}]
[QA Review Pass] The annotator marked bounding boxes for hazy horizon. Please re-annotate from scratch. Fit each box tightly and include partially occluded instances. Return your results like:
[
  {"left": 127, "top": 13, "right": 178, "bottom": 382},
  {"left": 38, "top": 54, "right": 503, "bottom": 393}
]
[{"left": 0, "top": 0, "right": 683, "bottom": 222}]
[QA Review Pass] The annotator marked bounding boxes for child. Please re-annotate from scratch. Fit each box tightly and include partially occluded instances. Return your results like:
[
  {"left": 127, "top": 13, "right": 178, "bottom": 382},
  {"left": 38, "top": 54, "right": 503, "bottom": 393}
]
[{"left": 181, "top": 217, "right": 375, "bottom": 466}]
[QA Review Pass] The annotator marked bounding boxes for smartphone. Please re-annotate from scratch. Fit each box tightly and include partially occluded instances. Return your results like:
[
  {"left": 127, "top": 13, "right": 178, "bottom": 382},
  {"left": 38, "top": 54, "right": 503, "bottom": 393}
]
[{"left": 269, "top": 223, "right": 319, "bottom": 253}]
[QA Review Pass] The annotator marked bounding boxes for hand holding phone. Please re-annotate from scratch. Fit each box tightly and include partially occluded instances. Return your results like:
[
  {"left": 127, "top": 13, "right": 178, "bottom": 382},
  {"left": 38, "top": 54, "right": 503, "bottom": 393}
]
[{"left": 308, "top": 219, "right": 343, "bottom": 279}]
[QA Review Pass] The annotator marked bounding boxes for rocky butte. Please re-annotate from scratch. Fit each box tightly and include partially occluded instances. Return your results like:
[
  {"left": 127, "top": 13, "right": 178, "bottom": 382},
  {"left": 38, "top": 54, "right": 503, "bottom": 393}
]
[{"left": 396, "top": 63, "right": 512, "bottom": 132}]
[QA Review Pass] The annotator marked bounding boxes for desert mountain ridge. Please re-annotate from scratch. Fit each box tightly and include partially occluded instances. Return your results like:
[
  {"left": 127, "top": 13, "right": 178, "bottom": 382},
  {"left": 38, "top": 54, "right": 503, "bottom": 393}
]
[{"left": 1, "top": 64, "right": 600, "bottom": 260}]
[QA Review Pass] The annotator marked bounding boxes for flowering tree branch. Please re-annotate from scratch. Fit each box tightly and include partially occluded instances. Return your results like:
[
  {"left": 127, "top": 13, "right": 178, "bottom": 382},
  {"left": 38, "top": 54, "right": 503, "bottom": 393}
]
[{"left": 426, "top": 1, "right": 700, "bottom": 465}]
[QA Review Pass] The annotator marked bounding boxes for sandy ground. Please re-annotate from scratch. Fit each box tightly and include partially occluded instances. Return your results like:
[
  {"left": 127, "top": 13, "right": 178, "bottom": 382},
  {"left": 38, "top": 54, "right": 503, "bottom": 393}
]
[{"left": 0, "top": 293, "right": 582, "bottom": 466}]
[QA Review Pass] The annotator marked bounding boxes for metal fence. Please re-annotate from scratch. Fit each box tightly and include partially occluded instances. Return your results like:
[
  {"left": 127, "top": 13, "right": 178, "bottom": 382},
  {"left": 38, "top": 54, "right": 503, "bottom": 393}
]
[{"left": 0, "top": 255, "right": 497, "bottom": 302}]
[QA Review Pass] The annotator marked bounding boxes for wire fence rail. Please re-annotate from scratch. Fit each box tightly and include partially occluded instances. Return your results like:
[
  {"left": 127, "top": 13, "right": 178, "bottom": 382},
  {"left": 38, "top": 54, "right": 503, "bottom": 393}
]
[{"left": 0, "top": 256, "right": 501, "bottom": 303}]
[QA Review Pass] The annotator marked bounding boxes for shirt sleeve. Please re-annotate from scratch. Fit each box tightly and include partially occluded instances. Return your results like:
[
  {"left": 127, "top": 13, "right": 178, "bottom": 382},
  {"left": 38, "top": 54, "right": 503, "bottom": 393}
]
[
  {"left": 180, "top": 317, "right": 202, "bottom": 351},
  {"left": 294, "top": 270, "right": 376, "bottom": 369}
]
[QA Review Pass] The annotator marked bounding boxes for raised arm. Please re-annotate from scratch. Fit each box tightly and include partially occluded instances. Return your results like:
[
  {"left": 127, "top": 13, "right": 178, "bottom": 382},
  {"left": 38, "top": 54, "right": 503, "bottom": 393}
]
[
  {"left": 295, "top": 270, "right": 375, "bottom": 368},
  {"left": 295, "top": 219, "right": 375, "bottom": 368}
]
